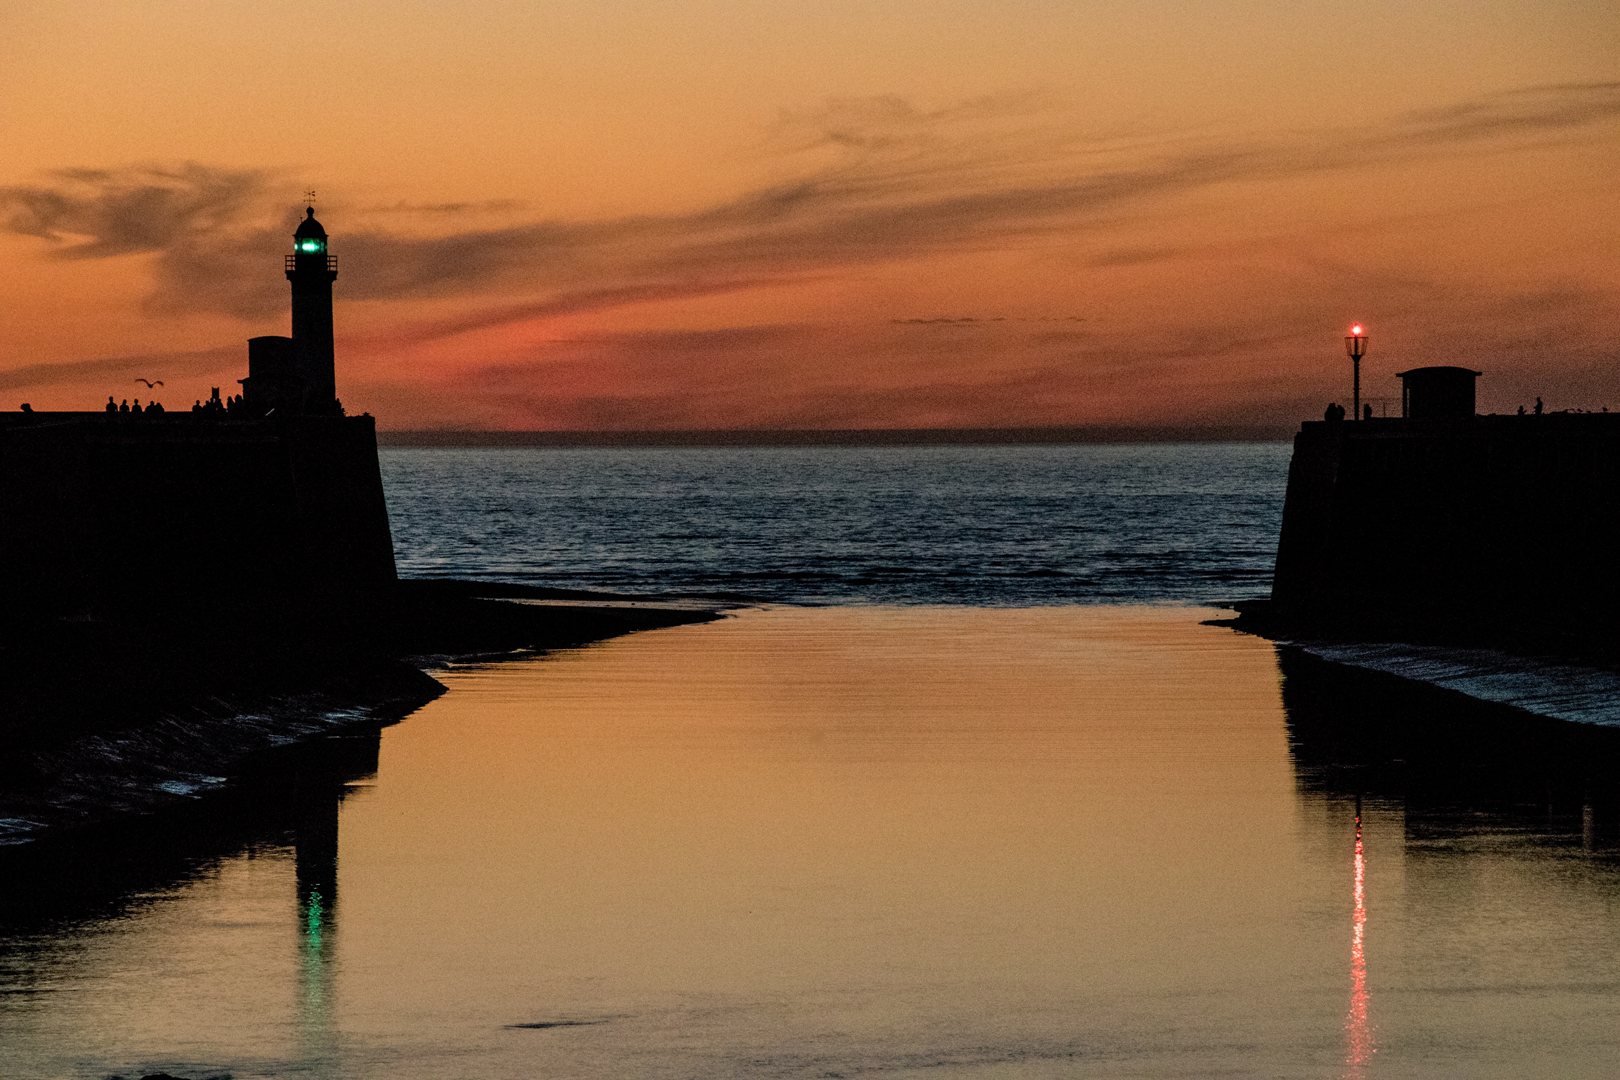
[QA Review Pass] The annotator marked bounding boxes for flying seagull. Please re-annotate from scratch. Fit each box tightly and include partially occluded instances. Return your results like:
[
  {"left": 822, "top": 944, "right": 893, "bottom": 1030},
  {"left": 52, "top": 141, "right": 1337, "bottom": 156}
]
[{"left": 135, "top": 379, "right": 164, "bottom": 388}]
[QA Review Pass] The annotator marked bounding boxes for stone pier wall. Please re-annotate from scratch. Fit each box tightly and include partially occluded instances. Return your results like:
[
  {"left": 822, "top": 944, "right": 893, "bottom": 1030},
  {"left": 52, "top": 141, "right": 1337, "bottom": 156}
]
[{"left": 1272, "top": 414, "right": 1620, "bottom": 642}]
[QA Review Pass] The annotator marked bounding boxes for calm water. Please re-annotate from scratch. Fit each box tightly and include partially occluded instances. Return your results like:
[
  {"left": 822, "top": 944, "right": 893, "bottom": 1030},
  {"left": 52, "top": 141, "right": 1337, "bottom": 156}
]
[
  {"left": 6, "top": 446, "right": 1620, "bottom": 1077},
  {"left": 5, "top": 607, "right": 1620, "bottom": 1078},
  {"left": 380, "top": 444, "right": 1289, "bottom": 603}
]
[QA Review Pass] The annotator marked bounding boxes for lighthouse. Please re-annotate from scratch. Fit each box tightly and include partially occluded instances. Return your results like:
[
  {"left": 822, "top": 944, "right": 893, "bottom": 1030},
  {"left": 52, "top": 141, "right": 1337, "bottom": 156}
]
[
  {"left": 244, "top": 207, "right": 343, "bottom": 415},
  {"left": 287, "top": 207, "right": 340, "bottom": 413}
]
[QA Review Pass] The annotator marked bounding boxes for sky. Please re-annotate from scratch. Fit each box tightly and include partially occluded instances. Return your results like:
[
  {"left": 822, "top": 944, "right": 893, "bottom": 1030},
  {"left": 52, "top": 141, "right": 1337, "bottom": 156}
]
[{"left": 1, "top": 0, "right": 1616, "bottom": 430}]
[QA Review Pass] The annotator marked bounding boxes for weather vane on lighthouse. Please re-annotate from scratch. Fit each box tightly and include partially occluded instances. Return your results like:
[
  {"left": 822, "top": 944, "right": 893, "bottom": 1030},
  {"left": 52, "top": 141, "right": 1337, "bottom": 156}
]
[{"left": 304, "top": 189, "right": 316, "bottom": 207}]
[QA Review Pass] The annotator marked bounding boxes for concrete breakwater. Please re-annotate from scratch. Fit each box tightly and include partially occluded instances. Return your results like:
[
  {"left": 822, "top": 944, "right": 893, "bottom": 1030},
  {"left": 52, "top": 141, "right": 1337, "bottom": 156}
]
[
  {"left": 0, "top": 411, "right": 396, "bottom": 614},
  {"left": 1240, "top": 412, "right": 1620, "bottom": 652},
  {"left": 1225, "top": 408, "right": 1620, "bottom": 733}
]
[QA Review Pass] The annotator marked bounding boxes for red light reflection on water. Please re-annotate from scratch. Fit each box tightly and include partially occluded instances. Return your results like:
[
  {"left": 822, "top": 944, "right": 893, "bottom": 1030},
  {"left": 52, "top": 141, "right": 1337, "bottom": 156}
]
[{"left": 1345, "top": 806, "right": 1373, "bottom": 1075}]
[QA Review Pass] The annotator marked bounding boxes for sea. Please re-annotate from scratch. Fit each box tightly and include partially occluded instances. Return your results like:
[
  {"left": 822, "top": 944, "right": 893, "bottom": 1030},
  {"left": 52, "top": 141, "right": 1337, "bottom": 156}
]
[
  {"left": 379, "top": 444, "right": 1287, "bottom": 605},
  {"left": 5, "top": 442, "right": 1620, "bottom": 1080}
]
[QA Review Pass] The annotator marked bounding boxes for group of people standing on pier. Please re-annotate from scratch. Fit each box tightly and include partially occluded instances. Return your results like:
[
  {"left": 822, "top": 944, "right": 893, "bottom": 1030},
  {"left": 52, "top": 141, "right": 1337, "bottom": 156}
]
[
  {"left": 105, "top": 388, "right": 248, "bottom": 417},
  {"left": 193, "top": 388, "right": 248, "bottom": 415},
  {"left": 106, "top": 396, "right": 165, "bottom": 415}
]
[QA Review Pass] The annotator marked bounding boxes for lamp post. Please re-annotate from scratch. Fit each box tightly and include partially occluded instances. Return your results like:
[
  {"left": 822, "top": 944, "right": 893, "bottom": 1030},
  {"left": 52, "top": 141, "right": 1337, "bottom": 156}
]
[{"left": 1345, "top": 324, "right": 1367, "bottom": 420}]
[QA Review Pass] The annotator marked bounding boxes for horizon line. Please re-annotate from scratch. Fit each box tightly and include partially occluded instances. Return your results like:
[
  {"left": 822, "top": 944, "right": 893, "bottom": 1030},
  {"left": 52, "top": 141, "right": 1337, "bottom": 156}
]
[{"left": 377, "top": 425, "right": 1297, "bottom": 448}]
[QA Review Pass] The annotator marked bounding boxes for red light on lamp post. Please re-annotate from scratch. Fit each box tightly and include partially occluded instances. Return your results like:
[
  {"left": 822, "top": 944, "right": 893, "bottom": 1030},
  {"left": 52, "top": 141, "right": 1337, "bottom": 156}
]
[{"left": 1345, "top": 325, "right": 1368, "bottom": 420}]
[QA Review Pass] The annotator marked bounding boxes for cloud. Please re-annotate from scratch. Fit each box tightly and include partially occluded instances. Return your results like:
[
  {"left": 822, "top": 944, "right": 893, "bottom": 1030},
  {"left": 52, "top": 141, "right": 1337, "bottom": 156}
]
[
  {"left": 1087, "top": 245, "right": 1185, "bottom": 268},
  {"left": 350, "top": 314, "right": 1316, "bottom": 431},
  {"left": 360, "top": 199, "right": 527, "bottom": 216},
  {"left": 30, "top": 260, "right": 1599, "bottom": 425},
  {"left": 363, "top": 276, "right": 813, "bottom": 346},
  {"left": 0, "top": 163, "right": 270, "bottom": 257},
  {"left": 889, "top": 316, "right": 1085, "bottom": 324},
  {"left": 0, "top": 163, "right": 295, "bottom": 318},
  {"left": 1383, "top": 81, "right": 1620, "bottom": 148},
  {"left": 2, "top": 82, "right": 1616, "bottom": 333},
  {"left": 762, "top": 89, "right": 1056, "bottom": 157},
  {"left": 0, "top": 345, "right": 239, "bottom": 392}
]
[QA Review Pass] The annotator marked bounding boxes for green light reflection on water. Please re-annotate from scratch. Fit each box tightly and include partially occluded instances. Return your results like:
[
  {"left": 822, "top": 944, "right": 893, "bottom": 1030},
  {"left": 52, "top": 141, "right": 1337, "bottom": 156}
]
[
  {"left": 304, "top": 888, "right": 324, "bottom": 947},
  {"left": 298, "top": 886, "right": 332, "bottom": 1031}
]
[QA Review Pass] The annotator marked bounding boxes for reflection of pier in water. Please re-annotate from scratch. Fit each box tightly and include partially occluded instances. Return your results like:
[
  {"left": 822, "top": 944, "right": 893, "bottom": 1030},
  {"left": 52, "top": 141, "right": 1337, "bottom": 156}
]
[
  {"left": 0, "top": 727, "right": 382, "bottom": 939},
  {"left": 0, "top": 724, "right": 376, "bottom": 1070},
  {"left": 292, "top": 738, "right": 364, "bottom": 1057},
  {"left": 1279, "top": 646, "right": 1620, "bottom": 843},
  {"left": 1278, "top": 644, "right": 1620, "bottom": 1072}
]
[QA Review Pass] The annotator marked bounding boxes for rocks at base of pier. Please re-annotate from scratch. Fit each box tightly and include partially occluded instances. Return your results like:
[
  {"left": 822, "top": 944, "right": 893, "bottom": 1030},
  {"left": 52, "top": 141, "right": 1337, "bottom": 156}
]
[{"left": 0, "top": 579, "right": 725, "bottom": 856}]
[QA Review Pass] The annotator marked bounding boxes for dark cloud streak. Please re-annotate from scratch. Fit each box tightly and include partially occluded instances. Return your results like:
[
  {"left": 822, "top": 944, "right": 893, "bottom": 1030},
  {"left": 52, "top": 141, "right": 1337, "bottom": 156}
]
[
  {"left": 2, "top": 83, "right": 1615, "bottom": 333},
  {"left": 0, "top": 346, "right": 239, "bottom": 392},
  {"left": 1, "top": 164, "right": 270, "bottom": 258}
]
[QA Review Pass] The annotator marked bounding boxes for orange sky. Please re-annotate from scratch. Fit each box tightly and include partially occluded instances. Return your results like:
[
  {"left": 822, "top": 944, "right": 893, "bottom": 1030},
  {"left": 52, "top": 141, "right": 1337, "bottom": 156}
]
[{"left": 1, "top": 0, "right": 1616, "bottom": 429}]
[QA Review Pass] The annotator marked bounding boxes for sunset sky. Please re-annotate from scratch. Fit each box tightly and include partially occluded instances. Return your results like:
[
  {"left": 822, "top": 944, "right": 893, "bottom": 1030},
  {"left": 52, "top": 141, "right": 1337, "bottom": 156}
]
[{"left": 1, "top": 0, "right": 1616, "bottom": 430}]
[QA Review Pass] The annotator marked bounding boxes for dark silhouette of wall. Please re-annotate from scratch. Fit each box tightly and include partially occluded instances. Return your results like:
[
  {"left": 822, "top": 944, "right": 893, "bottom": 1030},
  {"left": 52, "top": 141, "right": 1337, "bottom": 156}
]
[
  {"left": 1272, "top": 414, "right": 1620, "bottom": 643},
  {"left": 0, "top": 412, "right": 395, "bottom": 614}
]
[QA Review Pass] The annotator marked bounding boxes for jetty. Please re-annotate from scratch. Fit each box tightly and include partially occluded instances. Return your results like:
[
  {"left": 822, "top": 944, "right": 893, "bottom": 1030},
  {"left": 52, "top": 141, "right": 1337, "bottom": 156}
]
[
  {"left": 0, "top": 209, "right": 722, "bottom": 860},
  {"left": 1240, "top": 363, "right": 1619, "bottom": 654}
]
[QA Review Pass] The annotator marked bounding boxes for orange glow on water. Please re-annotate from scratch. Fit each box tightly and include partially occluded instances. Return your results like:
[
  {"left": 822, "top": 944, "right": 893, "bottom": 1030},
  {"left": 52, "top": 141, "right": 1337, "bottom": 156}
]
[{"left": 1345, "top": 807, "right": 1373, "bottom": 1075}]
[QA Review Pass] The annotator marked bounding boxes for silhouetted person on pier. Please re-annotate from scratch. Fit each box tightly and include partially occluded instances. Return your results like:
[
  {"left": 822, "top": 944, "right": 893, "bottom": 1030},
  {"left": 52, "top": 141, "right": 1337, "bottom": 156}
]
[
  {"left": 1534, "top": 397, "right": 1544, "bottom": 415},
  {"left": 193, "top": 400, "right": 203, "bottom": 413},
  {"left": 119, "top": 399, "right": 129, "bottom": 413},
  {"left": 1518, "top": 405, "right": 1526, "bottom": 415},
  {"left": 1363, "top": 404, "right": 1372, "bottom": 421},
  {"left": 148, "top": 400, "right": 164, "bottom": 414},
  {"left": 1324, "top": 402, "right": 1345, "bottom": 422},
  {"left": 105, "top": 397, "right": 117, "bottom": 413}
]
